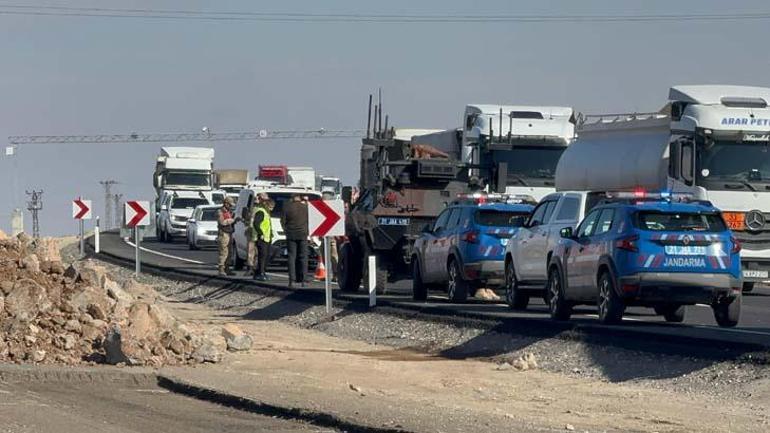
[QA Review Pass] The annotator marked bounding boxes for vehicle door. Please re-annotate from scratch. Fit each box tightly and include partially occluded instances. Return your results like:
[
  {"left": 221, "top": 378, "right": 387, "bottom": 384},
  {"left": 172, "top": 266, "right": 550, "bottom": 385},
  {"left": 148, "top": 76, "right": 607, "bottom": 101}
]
[
  {"left": 563, "top": 209, "right": 601, "bottom": 294},
  {"left": 518, "top": 200, "right": 556, "bottom": 280},
  {"left": 575, "top": 208, "right": 616, "bottom": 299},
  {"left": 233, "top": 190, "right": 254, "bottom": 258},
  {"left": 423, "top": 209, "right": 451, "bottom": 282},
  {"left": 548, "top": 194, "right": 582, "bottom": 258},
  {"left": 439, "top": 207, "right": 464, "bottom": 274}
]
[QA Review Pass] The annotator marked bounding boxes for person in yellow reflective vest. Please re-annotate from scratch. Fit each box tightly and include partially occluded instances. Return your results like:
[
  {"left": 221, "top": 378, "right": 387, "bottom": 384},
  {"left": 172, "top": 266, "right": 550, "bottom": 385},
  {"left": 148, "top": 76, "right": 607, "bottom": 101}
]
[{"left": 253, "top": 199, "right": 275, "bottom": 281}]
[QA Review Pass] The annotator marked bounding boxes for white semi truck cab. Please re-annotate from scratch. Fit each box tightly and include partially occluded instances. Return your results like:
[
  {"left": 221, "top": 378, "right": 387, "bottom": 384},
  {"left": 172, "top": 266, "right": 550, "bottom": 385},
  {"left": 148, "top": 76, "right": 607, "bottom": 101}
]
[
  {"left": 463, "top": 104, "right": 575, "bottom": 201},
  {"left": 559, "top": 85, "right": 770, "bottom": 289}
]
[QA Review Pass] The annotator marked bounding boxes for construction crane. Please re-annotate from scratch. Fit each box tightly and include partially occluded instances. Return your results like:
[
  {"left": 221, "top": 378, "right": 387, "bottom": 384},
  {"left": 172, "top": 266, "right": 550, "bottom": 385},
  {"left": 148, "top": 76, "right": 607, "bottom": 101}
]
[{"left": 8, "top": 128, "right": 365, "bottom": 145}]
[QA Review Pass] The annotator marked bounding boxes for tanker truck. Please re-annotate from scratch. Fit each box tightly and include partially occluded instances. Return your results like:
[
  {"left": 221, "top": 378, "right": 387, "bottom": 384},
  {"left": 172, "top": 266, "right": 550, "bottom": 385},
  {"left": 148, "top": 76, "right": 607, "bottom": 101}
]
[{"left": 558, "top": 85, "right": 770, "bottom": 291}]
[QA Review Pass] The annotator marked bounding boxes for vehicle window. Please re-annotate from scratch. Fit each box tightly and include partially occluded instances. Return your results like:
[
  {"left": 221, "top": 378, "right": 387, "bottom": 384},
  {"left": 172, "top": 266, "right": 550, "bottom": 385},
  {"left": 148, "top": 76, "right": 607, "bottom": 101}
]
[
  {"left": 635, "top": 211, "right": 727, "bottom": 232},
  {"left": 527, "top": 202, "right": 548, "bottom": 227},
  {"left": 433, "top": 209, "right": 451, "bottom": 232},
  {"left": 594, "top": 209, "right": 615, "bottom": 235},
  {"left": 460, "top": 208, "right": 473, "bottom": 229},
  {"left": 200, "top": 209, "right": 218, "bottom": 221},
  {"left": 475, "top": 210, "right": 529, "bottom": 227},
  {"left": 212, "top": 193, "right": 225, "bottom": 205},
  {"left": 577, "top": 209, "right": 601, "bottom": 237},
  {"left": 446, "top": 208, "right": 462, "bottom": 229},
  {"left": 555, "top": 197, "right": 580, "bottom": 221},
  {"left": 541, "top": 201, "right": 556, "bottom": 224},
  {"left": 171, "top": 198, "right": 209, "bottom": 209}
]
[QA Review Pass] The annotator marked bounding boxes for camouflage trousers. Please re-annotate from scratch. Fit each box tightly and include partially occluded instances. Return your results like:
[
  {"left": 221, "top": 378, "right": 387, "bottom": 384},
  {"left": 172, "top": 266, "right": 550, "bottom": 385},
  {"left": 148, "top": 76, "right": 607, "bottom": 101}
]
[{"left": 217, "top": 232, "right": 232, "bottom": 271}]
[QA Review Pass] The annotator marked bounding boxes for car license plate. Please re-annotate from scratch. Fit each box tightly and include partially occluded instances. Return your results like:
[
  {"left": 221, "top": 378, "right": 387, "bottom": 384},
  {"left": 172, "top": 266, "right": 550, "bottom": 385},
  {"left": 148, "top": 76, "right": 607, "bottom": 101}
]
[
  {"left": 378, "top": 217, "right": 410, "bottom": 226},
  {"left": 743, "top": 269, "right": 769, "bottom": 279},
  {"left": 664, "top": 245, "right": 706, "bottom": 256},
  {"left": 500, "top": 238, "right": 509, "bottom": 246}
]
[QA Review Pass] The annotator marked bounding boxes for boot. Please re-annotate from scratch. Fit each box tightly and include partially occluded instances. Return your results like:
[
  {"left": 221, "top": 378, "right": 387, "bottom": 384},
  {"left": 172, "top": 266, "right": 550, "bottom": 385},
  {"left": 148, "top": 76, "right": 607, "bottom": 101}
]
[{"left": 218, "top": 266, "right": 227, "bottom": 277}]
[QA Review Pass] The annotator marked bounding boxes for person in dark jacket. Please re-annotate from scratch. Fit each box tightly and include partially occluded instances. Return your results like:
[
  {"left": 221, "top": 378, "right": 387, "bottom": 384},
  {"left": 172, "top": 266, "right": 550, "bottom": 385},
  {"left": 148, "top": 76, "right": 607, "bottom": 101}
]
[{"left": 281, "top": 194, "right": 309, "bottom": 287}]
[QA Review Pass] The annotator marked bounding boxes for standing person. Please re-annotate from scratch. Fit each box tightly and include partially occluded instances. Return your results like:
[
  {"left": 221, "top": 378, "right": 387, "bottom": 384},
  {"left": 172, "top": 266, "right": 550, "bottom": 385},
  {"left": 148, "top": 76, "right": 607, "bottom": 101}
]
[
  {"left": 281, "top": 194, "right": 309, "bottom": 287},
  {"left": 244, "top": 198, "right": 259, "bottom": 274},
  {"left": 217, "top": 197, "right": 240, "bottom": 276},
  {"left": 253, "top": 199, "right": 275, "bottom": 281}
]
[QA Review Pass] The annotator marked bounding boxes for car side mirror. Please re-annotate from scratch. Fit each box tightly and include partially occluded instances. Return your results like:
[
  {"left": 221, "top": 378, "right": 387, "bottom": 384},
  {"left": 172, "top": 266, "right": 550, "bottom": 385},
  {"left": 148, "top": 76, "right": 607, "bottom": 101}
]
[
  {"left": 188, "top": 219, "right": 196, "bottom": 224},
  {"left": 560, "top": 227, "right": 573, "bottom": 239},
  {"left": 422, "top": 223, "right": 432, "bottom": 234}
]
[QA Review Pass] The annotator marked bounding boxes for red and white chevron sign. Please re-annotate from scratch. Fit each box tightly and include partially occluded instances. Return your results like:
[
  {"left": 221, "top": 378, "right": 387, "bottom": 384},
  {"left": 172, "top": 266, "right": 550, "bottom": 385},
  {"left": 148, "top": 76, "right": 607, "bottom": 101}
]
[
  {"left": 124, "top": 200, "right": 150, "bottom": 228},
  {"left": 308, "top": 199, "right": 344, "bottom": 237},
  {"left": 72, "top": 199, "right": 92, "bottom": 220}
]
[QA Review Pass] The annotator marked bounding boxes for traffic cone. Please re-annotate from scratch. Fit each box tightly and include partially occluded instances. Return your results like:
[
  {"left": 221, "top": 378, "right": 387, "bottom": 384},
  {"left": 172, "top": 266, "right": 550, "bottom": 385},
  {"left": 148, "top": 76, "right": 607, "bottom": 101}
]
[{"left": 314, "top": 257, "right": 327, "bottom": 280}]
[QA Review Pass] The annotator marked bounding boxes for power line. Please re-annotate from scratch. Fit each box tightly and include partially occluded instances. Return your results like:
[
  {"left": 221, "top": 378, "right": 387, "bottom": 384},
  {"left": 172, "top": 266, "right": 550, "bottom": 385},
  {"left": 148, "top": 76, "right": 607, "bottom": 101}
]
[
  {"left": 8, "top": 129, "right": 365, "bottom": 145},
  {"left": 0, "top": 4, "right": 769, "bottom": 23}
]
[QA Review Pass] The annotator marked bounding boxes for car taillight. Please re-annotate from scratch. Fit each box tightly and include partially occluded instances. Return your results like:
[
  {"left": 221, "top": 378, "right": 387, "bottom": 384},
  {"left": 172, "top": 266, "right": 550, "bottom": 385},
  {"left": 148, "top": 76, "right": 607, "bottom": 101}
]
[
  {"left": 615, "top": 234, "right": 639, "bottom": 252},
  {"left": 730, "top": 236, "right": 741, "bottom": 254},
  {"left": 462, "top": 230, "right": 479, "bottom": 243}
]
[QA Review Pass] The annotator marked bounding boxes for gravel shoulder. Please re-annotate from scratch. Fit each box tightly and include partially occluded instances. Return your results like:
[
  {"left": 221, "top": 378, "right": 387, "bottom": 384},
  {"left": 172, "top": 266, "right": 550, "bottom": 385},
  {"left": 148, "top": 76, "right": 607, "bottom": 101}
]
[{"left": 79, "top": 246, "right": 770, "bottom": 432}]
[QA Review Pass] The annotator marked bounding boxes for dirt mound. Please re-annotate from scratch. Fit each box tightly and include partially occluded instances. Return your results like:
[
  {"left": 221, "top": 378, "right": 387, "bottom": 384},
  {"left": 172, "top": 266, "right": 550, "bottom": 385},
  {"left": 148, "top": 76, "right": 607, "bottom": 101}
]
[{"left": 0, "top": 235, "right": 218, "bottom": 366}]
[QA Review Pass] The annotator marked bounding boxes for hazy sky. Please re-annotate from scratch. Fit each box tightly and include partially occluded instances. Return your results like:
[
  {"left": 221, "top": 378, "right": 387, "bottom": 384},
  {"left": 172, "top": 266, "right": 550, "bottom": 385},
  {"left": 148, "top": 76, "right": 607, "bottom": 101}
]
[{"left": 2, "top": 0, "right": 769, "bottom": 235}]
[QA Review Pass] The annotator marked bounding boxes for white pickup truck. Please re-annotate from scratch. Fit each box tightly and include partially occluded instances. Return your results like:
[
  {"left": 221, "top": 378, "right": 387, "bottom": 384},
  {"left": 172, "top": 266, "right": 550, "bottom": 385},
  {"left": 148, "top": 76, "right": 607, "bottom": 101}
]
[{"left": 503, "top": 192, "right": 596, "bottom": 309}]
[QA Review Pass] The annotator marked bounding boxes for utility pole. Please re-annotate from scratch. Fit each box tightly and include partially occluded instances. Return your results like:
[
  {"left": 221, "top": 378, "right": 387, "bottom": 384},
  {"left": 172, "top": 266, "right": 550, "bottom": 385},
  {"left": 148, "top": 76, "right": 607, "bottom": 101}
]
[
  {"left": 25, "top": 190, "right": 42, "bottom": 238},
  {"left": 99, "top": 180, "right": 118, "bottom": 230},
  {"left": 113, "top": 193, "right": 123, "bottom": 229}
]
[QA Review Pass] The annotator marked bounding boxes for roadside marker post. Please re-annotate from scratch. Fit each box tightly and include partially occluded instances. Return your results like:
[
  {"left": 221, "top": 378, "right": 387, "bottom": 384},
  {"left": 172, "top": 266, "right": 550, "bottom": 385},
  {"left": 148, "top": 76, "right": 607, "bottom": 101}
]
[
  {"left": 72, "top": 198, "right": 92, "bottom": 258},
  {"left": 124, "top": 200, "right": 150, "bottom": 276},
  {"left": 308, "top": 199, "right": 345, "bottom": 315},
  {"left": 94, "top": 216, "right": 100, "bottom": 254},
  {"left": 368, "top": 255, "right": 376, "bottom": 307}
]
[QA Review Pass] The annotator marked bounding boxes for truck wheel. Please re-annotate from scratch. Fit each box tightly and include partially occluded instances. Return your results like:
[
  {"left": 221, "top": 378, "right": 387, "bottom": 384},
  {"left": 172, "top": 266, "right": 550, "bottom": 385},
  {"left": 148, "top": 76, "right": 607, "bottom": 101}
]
[
  {"left": 337, "top": 243, "right": 362, "bottom": 293},
  {"left": 742, "top": 282, "right": 755, "bottom": 293},
  {"left": 412, "top": 260, "right": 427, "bottom": 301},
  {"left": 504, "top": 260, "right": 529, "bottom": 310},
  {"left": 713, "top": 296, "right": 741, "bottom": 328},
  {"left": 547, "top": 267, "right": 571, "bottom": 321},
  {"left": 597, "top": 272, "right": 624, "bottom": 325},
  {"left": 447, "top": 259, "right": 469, "bottom": 303},
  {"left": 654, "top": 304, "right": 685, "bottom": 323}
]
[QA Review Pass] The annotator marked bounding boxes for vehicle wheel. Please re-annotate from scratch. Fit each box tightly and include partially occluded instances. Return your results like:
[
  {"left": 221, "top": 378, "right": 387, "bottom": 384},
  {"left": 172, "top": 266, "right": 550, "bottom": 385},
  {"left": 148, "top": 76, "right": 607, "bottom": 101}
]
[
  {"left": 504, "top": 260, "right": 529, "bottom": 310},
  {"left": 597, "top": 272, "right": 624, "bottom": 324},
  {"left": 337, "top": 243, "right": 362, "bottom": 293},
  {"left": 742, "top": 282, "right": 755, "bottom": 293},
  {"left": 446, "top": 259, "right": 469, "bottom": 303},
  {"left": 654, "top": 304, "right": 685, "bottom": 323},
  {"left": 547, "top": 267, "right": 571, "bottom": 320},
  {"left": 412, "top": 259, "right": 428, "bottom": 301},
  {"left": 713, "top": 296, "right": 741, "bottom": 328}
]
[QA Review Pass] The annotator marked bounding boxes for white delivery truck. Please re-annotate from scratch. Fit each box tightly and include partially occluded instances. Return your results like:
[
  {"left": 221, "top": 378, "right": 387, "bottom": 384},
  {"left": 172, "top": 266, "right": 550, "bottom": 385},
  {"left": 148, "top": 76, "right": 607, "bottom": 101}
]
[
  {"left": 557, "top": 85, "right": 770, "bottom": 290},
  {"left": 153, "top": 147, "right": 216, "bottom": 240},
  {"left": 412, "top": 104, "right": 576, "bottom": 201}
]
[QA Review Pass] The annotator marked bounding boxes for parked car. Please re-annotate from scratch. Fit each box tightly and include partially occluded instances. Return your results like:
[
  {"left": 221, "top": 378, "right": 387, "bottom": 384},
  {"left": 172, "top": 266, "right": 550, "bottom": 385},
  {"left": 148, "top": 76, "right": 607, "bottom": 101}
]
[
  {"left": 186, "top": 205, "right": 220, "bottom": 250},
  {"left": 157, "top": 190, "right": 215, "bottom": 242},
  {"left": 412, "top": 197, "right": 533, "bottom": 302},
  {"left": 547, "top": 194, "right": 742, "bottom": 327},
  {"left": 503, "top": 191, "right": 599, "bottom": 309}
]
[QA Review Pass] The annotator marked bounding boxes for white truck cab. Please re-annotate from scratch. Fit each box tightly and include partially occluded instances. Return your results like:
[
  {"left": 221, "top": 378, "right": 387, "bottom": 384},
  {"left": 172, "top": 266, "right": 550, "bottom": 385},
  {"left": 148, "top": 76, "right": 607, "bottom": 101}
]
[{"left": 503, "top": 191, "right": 598, "bottom": 308}]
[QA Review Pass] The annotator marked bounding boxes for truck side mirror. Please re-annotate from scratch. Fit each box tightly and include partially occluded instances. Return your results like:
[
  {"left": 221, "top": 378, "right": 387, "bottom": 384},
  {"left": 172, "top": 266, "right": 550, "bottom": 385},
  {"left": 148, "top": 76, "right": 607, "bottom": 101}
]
[
  {"left": 341, "top": 186, "right": 353, "bottom": 203},
  {"left": 560, "top": 227, "right": 573, "bottom": 239}
]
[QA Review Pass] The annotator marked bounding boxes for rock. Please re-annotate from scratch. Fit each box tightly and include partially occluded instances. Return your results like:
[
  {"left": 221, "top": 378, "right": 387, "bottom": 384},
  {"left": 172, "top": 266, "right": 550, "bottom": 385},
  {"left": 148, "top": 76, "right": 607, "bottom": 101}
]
[
  {"left": 55, "top": 334, "right": 77, "bottom": 350},
  {"left": 34, "top": 238, "right": 62, "bottom": 263},
  {"left": 16, "top": 232, "right": 31, "bottom": 247},
  {"left": 126, "top": 303, "right": 154, "bottom": 339},
  {"left": 226, "top": 335, "right": 253, "bottom": 352},
  {"left": 148, "top": 304, "right": 174, "bottom": 329},
  {"left": 64, "top": 319, "right": 82, "bottom": 333},
  {"left": 77, "top": 262, "right": 109, "bottom": 287},
  {"left": 348, "top": 383, "right": 365, "bottom": 396},
  {"left": 0, "top": 295, "right": 4, "bottom": 314},
  {"left": 122, "top": 280, "right": 157, "bottom": 302},
  {"left": 496, "top": 362, "right": 513, "bottom": 371},
  {"left": 512, "top": 358, "right": 529, "bottom": 371},
  {"left": 63, "top": 265, "right": 80, "bottom": 281},
  {"left": 160, "top": 330, "right": 191, "bottom": 355},
  {"left": 87, "top": 303, "right": 107, "bottom": 321},
  {"left": 103, "top": 326, "right": 131, "bottom": 365},
  {"left": 79, "top": 313, "right": 94, "bottom": 324},
  {"left": 191, "top": 341, "right": 221, "bottom": 363},
  {"left": 40, "top": 260, "right": 66, "bottom": 275},
  {"left": 4, "top": 280, "right": 49, "bottom": 321},
  {"left": 20, "top": 254, "right": 40, "bottom": 273},
  {"left": 0, "top": 281, "right": 13, "bottom": 296},
  {"left": 0, "top": 229, "right": 7, "bottom": 240},
  {"left": 524, "top": 353, "right": 538, "bottom": 369},
  {"left": 32, "top": 349, "right": 46, "bottom": 363},
  {"left": 565, "top": 424, "right": 575, "bottom": 431},
  {"left": 105, "top": 279, "right": 132, "bottom": 303},
  {"left": 24, "top": 335, "right": 37, "bottom": 345}
]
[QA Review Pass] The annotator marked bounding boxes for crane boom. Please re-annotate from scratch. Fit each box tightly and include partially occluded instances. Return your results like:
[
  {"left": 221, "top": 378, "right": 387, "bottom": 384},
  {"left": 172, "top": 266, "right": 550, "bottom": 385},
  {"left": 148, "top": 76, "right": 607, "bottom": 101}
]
[{"left": 8, "top": 129, "right": 365, "bottom": 145}]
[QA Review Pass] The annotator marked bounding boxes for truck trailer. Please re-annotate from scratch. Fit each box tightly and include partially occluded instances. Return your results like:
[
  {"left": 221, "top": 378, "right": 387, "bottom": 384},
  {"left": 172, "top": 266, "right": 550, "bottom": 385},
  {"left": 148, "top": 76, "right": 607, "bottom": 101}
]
[{"left": 556, "top": 85, "right": 770, "bottom": 290}]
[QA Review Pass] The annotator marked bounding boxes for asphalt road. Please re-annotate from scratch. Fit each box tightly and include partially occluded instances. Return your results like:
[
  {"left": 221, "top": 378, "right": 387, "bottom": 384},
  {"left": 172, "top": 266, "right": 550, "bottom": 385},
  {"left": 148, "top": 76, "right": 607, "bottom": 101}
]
[
  {"left": 0, "top": 370, "right": 335, "bottom": 433},
  {"left": 94, "top": 232, "right": 770, "bottom": 349}
]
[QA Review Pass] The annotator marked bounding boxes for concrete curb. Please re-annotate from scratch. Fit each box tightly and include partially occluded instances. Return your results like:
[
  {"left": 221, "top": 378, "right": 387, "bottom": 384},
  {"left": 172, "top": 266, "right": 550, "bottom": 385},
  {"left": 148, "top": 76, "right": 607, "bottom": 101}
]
[{"left": 156, "top": 374, "right": 412, "bottom": 433}]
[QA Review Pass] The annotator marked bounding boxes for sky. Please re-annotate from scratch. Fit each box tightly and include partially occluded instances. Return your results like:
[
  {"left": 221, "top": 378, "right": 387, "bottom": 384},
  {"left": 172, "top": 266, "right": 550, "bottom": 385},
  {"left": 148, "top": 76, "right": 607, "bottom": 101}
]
[{"left": 1, "top": 0, "right": 769, "bottom": 235}]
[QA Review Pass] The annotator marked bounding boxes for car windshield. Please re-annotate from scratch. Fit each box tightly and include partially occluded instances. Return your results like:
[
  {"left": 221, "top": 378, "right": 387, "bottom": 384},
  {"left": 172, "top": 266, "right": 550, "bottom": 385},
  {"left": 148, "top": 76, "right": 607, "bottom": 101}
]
[
  {"left": 172, "top": 198, "right": 209, "bottom": 209},
  {"left": 199, "top": 209, "right": 218, "bottom": 221},
  {"left": 268, "top": 192, "right": 322, "bottom": 218},
  {"left": 164, "top": 172, "right": 211, "bottom": 187},
  {"left": 475, "top": 209, "right": 529, "bottom": 227},
  {"left": 635, "top": 211, "right": 727, "bottom": 232},
  {"left": 488, "top": 146, "right": 566, "bottom": 186},
  {"left": 697, "top": 140, "right": 770, "bottom": 186}
]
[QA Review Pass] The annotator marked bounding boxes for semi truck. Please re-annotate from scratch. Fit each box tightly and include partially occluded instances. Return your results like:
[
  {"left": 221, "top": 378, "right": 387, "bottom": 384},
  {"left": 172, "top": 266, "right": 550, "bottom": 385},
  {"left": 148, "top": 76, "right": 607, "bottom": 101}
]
[
  {"left": 556, "top": 85, "right": 770, "bottom": 291},
  {"left": 412, "top": 104, "right": 576, "bottom": 201}
]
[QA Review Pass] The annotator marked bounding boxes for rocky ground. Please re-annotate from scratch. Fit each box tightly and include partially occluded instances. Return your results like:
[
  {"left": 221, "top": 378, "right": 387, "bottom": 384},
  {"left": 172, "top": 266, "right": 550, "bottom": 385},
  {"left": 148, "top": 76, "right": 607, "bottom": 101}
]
[{"left": 0, "top": 233, "right": 251, "bottom": 366}]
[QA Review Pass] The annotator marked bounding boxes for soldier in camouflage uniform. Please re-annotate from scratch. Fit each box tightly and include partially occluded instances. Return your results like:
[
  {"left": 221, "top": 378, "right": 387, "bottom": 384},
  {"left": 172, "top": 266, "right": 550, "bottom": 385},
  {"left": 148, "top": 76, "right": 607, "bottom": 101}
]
[{"left": 217, "top": 196, "right": 240, "bottom": 276}]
